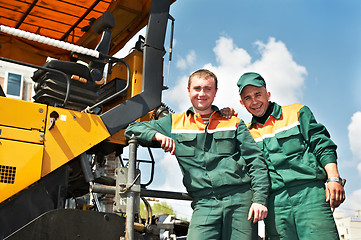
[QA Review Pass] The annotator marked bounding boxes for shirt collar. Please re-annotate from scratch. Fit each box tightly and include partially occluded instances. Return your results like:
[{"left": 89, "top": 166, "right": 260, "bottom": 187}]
[
  {"left": 186, "top": 105, "right": 220, "bottom": 116},
  {"left": 249, "top": 102, "right": 282, "bottom": 127}
]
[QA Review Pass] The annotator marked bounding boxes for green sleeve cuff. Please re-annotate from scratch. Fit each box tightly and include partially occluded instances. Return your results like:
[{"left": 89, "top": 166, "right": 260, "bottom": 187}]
[
  {"left": 125, "top": 123, "right": 161, "bottom": 147},
  {"left": 319, "top": 152, "right": 337, "bottom": 167},
  {"left": 252, "top": 193, "right": 268, "bottom": 207}
]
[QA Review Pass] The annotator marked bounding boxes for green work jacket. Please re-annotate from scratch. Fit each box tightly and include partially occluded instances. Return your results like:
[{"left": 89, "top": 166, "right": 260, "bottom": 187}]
[
  {"left": 125, "top": 106, "right": 269, "bottom": 205},
  {"left": 247, "top": 102, "right": 337, "bottom": 192}
]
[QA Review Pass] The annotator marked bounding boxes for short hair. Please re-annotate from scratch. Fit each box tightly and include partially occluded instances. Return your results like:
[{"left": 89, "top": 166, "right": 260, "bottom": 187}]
[{"left": 188, "top": 69, "right": 218, "bottom": 89}]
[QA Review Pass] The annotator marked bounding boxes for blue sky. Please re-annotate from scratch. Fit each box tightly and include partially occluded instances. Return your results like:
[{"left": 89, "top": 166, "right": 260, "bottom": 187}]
[{"left": 124, "top": 0, "right": 361, "bottom": 220}]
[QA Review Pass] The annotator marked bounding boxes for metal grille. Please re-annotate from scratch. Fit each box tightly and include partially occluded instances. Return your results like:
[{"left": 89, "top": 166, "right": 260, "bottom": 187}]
[{"left": 0, "top": 165, "right": 16, "bottom": 184}]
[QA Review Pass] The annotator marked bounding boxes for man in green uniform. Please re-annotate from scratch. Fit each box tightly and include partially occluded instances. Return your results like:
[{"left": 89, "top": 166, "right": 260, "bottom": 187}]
[
  {"left": 125, "top": 69, "right": 269, "bottom": 240},
  {"left": 236, "top": 72, "right": 345, "bottom": 240}
]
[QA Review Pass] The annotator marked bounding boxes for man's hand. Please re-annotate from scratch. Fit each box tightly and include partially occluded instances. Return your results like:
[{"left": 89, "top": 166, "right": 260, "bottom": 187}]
[
  {"left": 326, "top": 181, "right": 345, "bottom": 209},
  {"left": 248, "top": 203, "right": 268, "bottom": 223},
  {"left": 153, "top": 132, "right": 176, "bottom": 155},
  {"left": 220, "top": 107, "right": 238, "bottom": 118},
  {"left": 324, "top": 163, "right": 345, "bottom": 209}
]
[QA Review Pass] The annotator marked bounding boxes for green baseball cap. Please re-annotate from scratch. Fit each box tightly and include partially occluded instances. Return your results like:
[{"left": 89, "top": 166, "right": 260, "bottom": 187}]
[{"left": 237, "top": 72, "right": 266, "bottom": 94}]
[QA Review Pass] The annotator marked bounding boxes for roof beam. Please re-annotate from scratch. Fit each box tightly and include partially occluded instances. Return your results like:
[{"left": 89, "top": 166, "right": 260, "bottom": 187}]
[
  {"left": 60, "top": 0, "right": 102, "bottom": 41},
  {"left": 15, "top": 0, "right": 39, "bottom": 29}
]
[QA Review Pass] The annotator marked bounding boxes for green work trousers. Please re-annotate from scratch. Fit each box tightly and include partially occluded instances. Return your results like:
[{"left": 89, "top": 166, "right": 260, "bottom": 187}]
[
  {"left": 187, "top": 188, "right": 258, "bottom": 240},
  {"left": 265, "top": 181, "right": 339, "bottom": 240}
]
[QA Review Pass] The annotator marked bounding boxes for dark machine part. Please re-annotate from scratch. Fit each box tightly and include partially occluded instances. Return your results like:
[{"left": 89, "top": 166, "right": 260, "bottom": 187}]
[
  {"left": 31, "top": 10, "right": 115, "bottom": 111},
  {"left": 0, "top": 166, "right": 69, "bottom": 239},
  {"left": 0, "top": 83, "right": 6, "bottom": 97},
  {"left": 89, "top": 11, "right": 115, "bottom": 79},
  {"left": 100, "top": 0, "right": 171, "bottom": 134},
  {"left": 4, "top": 209, "right": 125, "bottom": 240}
]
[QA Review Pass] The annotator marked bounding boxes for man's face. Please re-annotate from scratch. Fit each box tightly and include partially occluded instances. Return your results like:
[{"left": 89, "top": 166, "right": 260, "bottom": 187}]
[
  {"left": 240, "top": 85, "right": 270, "bottom": 117},
  {"left": 188, "top": 76, "right": 217, "bottom": 114}
]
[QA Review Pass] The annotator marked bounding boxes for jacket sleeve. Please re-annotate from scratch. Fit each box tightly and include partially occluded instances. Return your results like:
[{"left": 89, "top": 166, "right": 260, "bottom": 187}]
[
  {"left": 298, "top": 105, "right": 338, "bottom": 167},
  {"left": 124, "top": 114, "right": 173, "bottom": 148},
  {"left": 236, "top": 119, "right": 270, "bottom": 206}
]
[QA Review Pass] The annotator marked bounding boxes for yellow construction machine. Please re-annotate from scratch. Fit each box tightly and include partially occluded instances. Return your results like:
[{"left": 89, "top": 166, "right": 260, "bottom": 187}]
[{"left": 0, "top": 0, "right": 190, "bottom": 239}]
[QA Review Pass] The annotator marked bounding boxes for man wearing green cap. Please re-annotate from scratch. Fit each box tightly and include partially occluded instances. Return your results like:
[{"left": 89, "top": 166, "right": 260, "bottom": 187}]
[
  {"left": 125, "top": 69, "right": 269, "bottom": 240},
  {"left": 236, "top": 72, "right": 345, "bottom": 239}
]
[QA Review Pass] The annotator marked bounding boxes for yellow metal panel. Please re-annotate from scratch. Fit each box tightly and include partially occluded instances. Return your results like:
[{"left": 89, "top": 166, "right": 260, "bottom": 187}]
[
  {"left": 125, "top": 50, "right": 144, "bottom": 96},
  {"left": 103, "top": 50, "right": 144, "bottom": 114},
  {"left": 42, "top": 107, "right": 111, "bottom": 177},
  {"left": 0, "top": 139, "right": 43, "bottom": 203},
  {"left": 0, "top": 97, "right": 47, "bottom": 131},
  {"left": 0, "top": 125, "right": 44, "bottom": 144}
]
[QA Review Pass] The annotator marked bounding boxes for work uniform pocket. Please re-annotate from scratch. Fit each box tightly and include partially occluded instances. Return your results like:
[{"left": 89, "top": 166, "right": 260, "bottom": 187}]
[
  {"left": 275, "top": 127, "right": 305, "bottom": 156},
  {"left": 175, "top": 134, "right": 196, "bottom": 157},
  {"left": 213, "top": 131, "right": 236, "bottom": 155}
]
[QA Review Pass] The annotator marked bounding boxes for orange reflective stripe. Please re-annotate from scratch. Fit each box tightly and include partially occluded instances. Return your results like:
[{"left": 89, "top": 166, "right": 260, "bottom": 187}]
[
  {"left": 171, "top": 113, "right": 205, "bottom": 134},
  {"left": 248, "top": 103, "right": 303, "bottom": 142},
  {"left": 207, "top": 115, "right": 239, "bottom": 133},
  {"left": 171, "top": 112, "right": 240, "bottom": 134}
]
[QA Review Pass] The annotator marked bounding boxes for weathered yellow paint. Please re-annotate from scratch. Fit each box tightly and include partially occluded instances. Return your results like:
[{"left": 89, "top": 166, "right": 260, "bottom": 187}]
[
  {"left": 0, "top": 125, "right": 44, "bottom": 144},
  {"left": 0, "top": 97, "right": 112, "bottom": 202},
  {"left": 0, "top": 97, "right": 46, "bottom": 203},
  {"left": 41, "top": 106, "right": 111, "bottom": 177},
  {"left": 126, "top": 50, "right": 144, "bottom": 97},
  {"left": 0, "top": 96, "right": 47, "bottom": 131},
  {"left": 0, "top": 139, "right": 43, "bottom": 203}
]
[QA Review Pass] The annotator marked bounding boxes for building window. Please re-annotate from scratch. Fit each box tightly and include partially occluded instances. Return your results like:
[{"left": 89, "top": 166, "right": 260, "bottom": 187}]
[{"left": 4, "top": 72, "right": 23, "bottom": 99}]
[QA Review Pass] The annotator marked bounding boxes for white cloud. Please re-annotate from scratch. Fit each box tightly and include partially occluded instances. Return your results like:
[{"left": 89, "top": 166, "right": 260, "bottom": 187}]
[
  {"left": 165, "top": 36, "right": 307, "bottom": 121},
  {"left": 213, "top": 36, "right": 252, "bottom": 69},
  {"left": 158, "top": 154, "right": 186, "bottom": 192},
  {"left": 348, "top": 112, "right": 361, "bottom": 163},
  {"left": 176, "top": 50, "right": 196, "bottom": 70},
  {"left": 337, "top": 189, "right": 361, "bottom": 217},
  {"left": 252, "top": 38, "right": 307, "bottom": 105},
  {"left": 358, "top": 163, "right": 361, "bottom": 176}
]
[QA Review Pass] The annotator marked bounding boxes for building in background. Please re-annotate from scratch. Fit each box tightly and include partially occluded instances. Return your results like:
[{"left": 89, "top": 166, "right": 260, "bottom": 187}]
[
  {"left": 0, "top": 60, "right": 35, "bottom": 101},
  {"left": 335, "top": 210, "right": 361, "bottom": 240}
]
